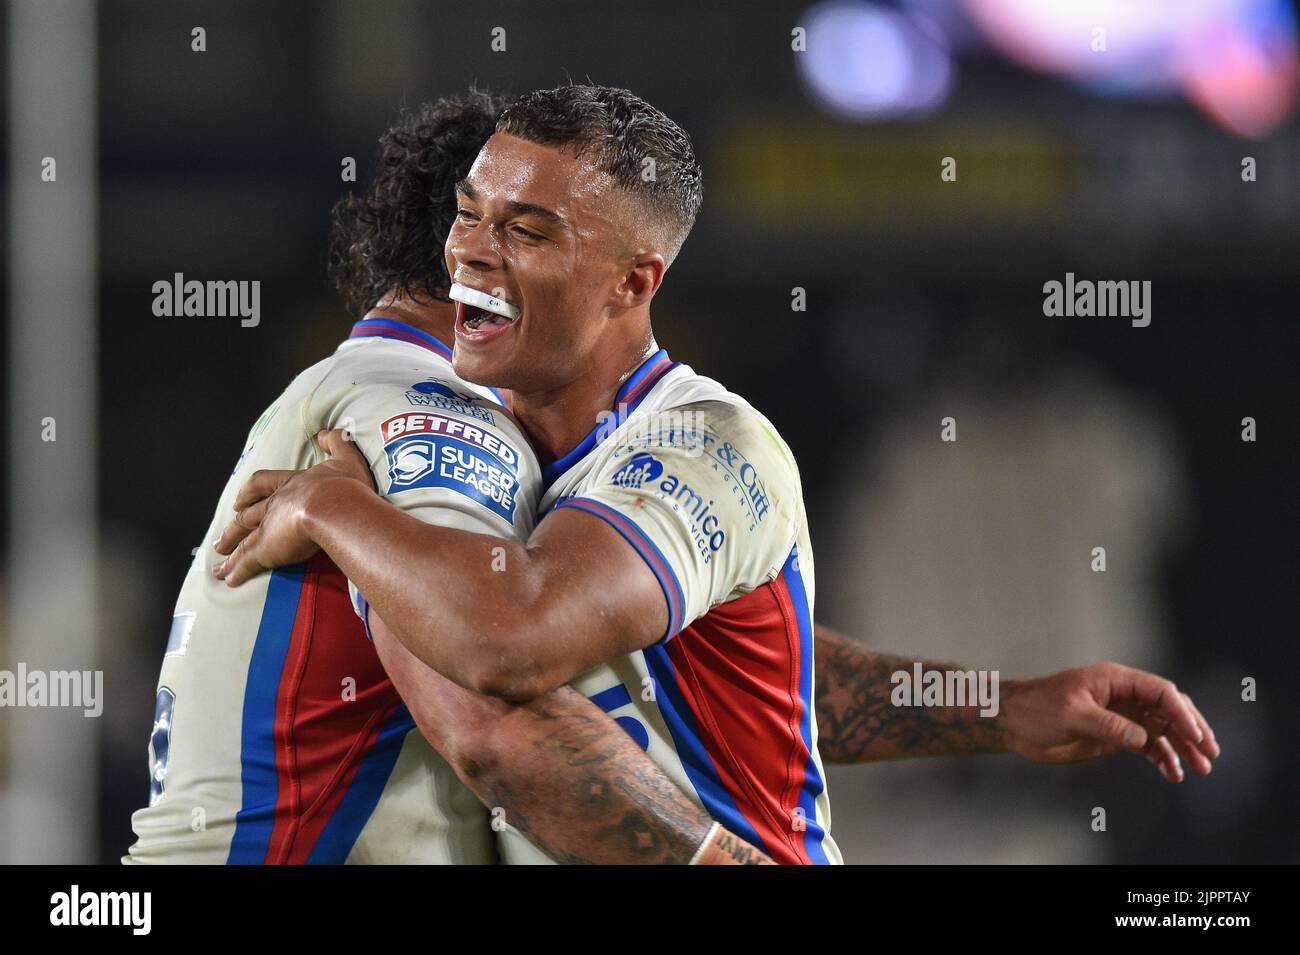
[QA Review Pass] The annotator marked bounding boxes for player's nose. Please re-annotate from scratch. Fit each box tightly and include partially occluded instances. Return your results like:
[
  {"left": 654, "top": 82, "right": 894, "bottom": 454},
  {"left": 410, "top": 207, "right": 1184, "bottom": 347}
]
[{"left": 448, "top": 217, "right": 504, "bottom": 274}]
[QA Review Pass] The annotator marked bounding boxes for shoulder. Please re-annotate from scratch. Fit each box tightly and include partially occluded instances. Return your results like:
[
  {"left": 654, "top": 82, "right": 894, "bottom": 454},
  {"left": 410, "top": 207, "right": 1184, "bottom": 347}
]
[
  {"left": 588, "top": 384, "right": 802, "bottom": 550},
  {"left": 643, "top": 365, "right": 802, "bottom": 495}
]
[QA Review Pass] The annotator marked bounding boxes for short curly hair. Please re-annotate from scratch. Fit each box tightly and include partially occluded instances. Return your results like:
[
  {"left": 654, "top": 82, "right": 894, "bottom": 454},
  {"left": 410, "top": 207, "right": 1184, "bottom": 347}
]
[
  {"left": 496, "top": 84, "right": 702, "bottom": 262},
  {"left": 328, "top": 88, "right": 509, "bottom": 317}
]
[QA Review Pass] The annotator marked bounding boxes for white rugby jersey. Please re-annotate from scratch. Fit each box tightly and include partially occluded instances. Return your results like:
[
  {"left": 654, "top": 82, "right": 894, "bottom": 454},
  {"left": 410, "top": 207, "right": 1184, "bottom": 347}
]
[
  {"left": 125, "top": 317, "right": 539, "bottom": 864},
  {"left": 497, "top": 349, "right": 841, "bottom": 866}
]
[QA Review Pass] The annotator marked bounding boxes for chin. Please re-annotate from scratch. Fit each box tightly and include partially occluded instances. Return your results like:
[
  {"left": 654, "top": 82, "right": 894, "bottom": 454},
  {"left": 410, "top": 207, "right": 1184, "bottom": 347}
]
[{"left": 452, "top": 350, "right": 510, "bottom": 390}]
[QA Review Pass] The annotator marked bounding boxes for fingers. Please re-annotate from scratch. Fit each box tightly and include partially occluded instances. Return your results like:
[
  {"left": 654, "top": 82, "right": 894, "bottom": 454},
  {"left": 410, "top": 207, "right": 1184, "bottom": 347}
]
[
  {"left": 1152, "top": 693, "right": 1216, "bottom": 775},
  {"left": 1182, "top": 692, "right": 1221, "bottom": 761},
  {"left": 213, "top": 531, "right": 264, "bottom": 587},
  {"left": 1078, "top": 665, "right": 1221, "bottom": 782},
  {"left": 232, "top": 469, "right": 296, "bottom": 512},
  {"left": 1143, "top": 735, "right": 1183, "bottom": 783},
  {"left": 1079, "top": 704, "right": 1150, "bottom": 752},
  {"left": 213, "top": 497, "right": 269, "bottom": 556},
  {"left": 316, "top": 429, "right": 377, "bottom": 490},
  {"left": 1166, "top": 726, "right": 1213, "bottom": 777},
  {"left": 1132, "top": 707, "right": 1208, "bottom": 779},
  {"left": 1107, "top": 665, "right": 1203, "bottom": 745},
  {"left": 316, "top": 429, "right": 353, "bottom": 457},
  {"left": 1108, "top": 666, "right": 1220, "bottom": 774}
]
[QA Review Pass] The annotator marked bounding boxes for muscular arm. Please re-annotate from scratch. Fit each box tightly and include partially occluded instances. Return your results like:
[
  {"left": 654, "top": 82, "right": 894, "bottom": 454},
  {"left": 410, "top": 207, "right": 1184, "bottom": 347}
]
[
  {"left": 296, "top": 478, "right": 665, "bottom": 701},
  {"left": 814, "top": 623, "right": 1014, "bottom": 763},
  {"left": 370, "top": 611, "right": 770, "bottom": 864}
]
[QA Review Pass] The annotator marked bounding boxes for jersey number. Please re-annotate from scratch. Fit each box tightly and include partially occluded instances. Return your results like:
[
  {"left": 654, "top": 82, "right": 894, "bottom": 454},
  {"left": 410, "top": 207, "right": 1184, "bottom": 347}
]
[
  {"left": 149, "top": 687, "right": 176, "bottom": 806},
  {"left": 588, "top": 683, "right": 650, "bottom": 751}
]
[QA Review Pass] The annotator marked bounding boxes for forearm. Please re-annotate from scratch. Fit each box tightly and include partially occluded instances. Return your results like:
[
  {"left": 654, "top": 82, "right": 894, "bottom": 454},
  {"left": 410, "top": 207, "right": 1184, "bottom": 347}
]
[
  {"left": 303, "top": 479, "right": 549, "bottom": 697},
  {"left": 457, "top": 687, "right": 766, "bottom": 865},
  {"left": 814, "top": 623, "right": 1017, "bottom": 763},
  {"left": 371, "top": 614, "right": 770, "bottom": 864}
]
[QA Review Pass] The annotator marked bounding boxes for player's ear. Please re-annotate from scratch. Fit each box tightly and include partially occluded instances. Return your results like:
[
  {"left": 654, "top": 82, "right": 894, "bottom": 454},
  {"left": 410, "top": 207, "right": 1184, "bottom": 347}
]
[{"left": 611, "top": 252, "right": 665, "bottom": 310}]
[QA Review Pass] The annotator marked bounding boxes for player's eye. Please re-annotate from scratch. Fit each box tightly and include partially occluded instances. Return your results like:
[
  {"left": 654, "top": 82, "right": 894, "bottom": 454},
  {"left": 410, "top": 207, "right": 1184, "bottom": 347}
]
[
  {"left": 455, "top": 208, "right": 479, "bottom": 224},
  {"left": 510, "top": 224, "right": 542, "bottom": 240}
]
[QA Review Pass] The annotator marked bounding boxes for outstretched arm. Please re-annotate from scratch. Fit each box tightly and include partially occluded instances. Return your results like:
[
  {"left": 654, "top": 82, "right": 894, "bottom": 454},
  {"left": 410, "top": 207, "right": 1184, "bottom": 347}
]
[
  {"left": 814, "top": 623, "right": 1007, "bottom": 762},
  {"left": 370, "top": 610, "right": 771, "bottom": 864},
  {"left": 813, "top": 623, "right": 1221, "bottom": 782}
]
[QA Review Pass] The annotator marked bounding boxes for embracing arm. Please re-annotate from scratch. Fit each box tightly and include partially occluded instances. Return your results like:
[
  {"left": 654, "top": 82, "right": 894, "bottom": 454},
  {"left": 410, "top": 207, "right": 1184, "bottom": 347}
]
[
  {"left": 312, "top": 484, "right": 660, "bottom": 699},
  {"left": 216, "top": 463, "right": 666, "bottom": 701},
  {"left": 369, "top": 610, "right": 770, "bottom": 864}
]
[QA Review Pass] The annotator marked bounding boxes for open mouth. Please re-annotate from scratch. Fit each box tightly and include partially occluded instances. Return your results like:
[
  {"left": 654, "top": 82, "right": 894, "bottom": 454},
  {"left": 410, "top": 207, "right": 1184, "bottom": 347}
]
[{"left": 450, "top": 282, "right": 520, "bottom": 336}]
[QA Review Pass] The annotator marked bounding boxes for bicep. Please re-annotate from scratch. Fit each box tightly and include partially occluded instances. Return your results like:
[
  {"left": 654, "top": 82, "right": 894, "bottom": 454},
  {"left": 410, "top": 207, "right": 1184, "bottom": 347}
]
[{"left": 524, "top": 505, "right": 670, "bottom": 680}]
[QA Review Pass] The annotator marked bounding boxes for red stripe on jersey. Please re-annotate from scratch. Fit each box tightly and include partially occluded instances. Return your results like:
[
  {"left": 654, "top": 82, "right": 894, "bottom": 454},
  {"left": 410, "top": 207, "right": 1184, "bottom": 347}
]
[
  {"left": 619, "top": 356, "right": 673, "bottom": 406},
  {"left": 263, "top": 553, "right": 402, "bottom": 863},
  {"left": 665, "top": 574, "right": 815, "bottom": 865}
]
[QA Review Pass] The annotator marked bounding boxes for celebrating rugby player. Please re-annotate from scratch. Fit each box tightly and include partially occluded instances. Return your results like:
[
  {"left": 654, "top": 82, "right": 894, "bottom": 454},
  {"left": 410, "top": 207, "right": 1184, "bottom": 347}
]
[
  {"left": 126, "top": 90, "right": 772, "bottom": 866},
  {"left": 215, "top": 85, "right": 1220, "bottom": 865}
]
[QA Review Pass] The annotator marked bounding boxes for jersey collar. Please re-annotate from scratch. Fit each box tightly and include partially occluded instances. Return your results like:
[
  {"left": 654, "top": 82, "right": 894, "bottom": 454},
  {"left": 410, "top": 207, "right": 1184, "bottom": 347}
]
[
  {"left": 540, "top": 348, "right": 679, "bottom": 489},
  {"left": 348, "top": 317, "right": 453, "bottom": 361},
  {"left": 347, "top": 317, "right": 513, "bottom": 407}
]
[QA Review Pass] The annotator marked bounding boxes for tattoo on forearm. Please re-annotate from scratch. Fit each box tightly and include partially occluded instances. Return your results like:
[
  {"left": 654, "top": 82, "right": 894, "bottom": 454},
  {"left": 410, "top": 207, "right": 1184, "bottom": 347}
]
[
  {"left": 713, "top": 829, "right": 768, "bottom": 865},
  {"left": 470, "top": 687, "right": 711, "bottom": 865},
  {"left": 814, "top": 629, "right": 1010, "bottom": 764}
]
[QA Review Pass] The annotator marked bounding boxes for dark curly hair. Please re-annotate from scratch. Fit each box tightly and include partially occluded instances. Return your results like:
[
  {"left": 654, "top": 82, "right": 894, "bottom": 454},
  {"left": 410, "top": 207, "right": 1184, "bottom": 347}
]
[
  {"left": 496, "top": 84, "right": 702, "bottom": 262},
  {"left": 328, "top": 88, "right": 510, "bottom": 317}
]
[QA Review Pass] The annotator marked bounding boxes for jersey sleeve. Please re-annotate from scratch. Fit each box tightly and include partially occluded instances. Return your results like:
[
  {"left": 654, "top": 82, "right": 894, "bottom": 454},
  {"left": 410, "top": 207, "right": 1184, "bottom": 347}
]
[
  {"left": 551, "top": 400, "right": 802, "bottom": 639},
  {"left": 303, "top": 353, "right": 539, "bottom": 621}
]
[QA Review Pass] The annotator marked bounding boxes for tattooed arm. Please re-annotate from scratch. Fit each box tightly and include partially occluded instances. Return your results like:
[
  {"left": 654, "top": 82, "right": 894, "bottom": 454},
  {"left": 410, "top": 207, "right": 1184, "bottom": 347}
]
[
  {"left": 371, "top": 611, "right": 773, "bottom": 865},
  {"left": 814, "top": 623, "right": 1011, "bottom": 763},
  {"left": 813, "top": 623, "right": 1220, "bottom": 782}
]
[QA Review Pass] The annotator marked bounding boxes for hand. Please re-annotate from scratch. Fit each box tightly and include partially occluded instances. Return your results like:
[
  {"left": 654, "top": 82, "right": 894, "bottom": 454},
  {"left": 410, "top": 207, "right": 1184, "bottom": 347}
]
[
  {"left": 213, "top": 429, "right": 375, "bottom": 586},
  {"left": 1000, "top": 662, "right": 1220, "bottom": 782}
]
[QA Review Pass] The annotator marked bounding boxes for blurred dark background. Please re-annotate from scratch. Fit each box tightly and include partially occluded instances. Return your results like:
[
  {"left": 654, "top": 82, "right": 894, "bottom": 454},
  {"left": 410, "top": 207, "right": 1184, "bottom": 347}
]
[{"left": 2, "top": 0, "right": 1297, "bottom": 863}]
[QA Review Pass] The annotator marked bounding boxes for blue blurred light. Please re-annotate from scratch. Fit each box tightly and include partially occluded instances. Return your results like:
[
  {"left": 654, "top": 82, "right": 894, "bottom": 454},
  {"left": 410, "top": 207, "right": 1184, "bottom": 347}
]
[{"left": 796, "top": 1, "right": 955, "bottom": 120}]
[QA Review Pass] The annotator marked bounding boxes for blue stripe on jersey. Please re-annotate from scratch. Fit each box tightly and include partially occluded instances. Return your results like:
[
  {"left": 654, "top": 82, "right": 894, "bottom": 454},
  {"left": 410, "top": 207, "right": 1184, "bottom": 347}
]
[
  {"left": 781, "top": 545, "right": 831, "bottom": 865},
  {"left": 306, "top": 703, "right": 416, "bottom": 864},
  {"left": 357, "top": 592, "right": 375, "bottom": 642},
  {"left": 640, "top": 644, "right": 770, "bottom": 856},
  {"left": 539, "top": 349, "right": 677, "bottom": 490},
  {"left": 227, "top": 564, "right": 307, "bottom": 864}
]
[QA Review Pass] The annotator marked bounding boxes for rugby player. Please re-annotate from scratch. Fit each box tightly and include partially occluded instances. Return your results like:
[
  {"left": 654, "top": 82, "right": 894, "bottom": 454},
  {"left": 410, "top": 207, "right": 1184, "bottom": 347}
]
[
  {"left": 326, "top": 86, "right": 1220, "bottom": 794},
  {"left": 125, "top": 90, "right": 773, "bottom": 866},
  {"left": 215, "top": 85, "right": 1220, "bottom": 864}
]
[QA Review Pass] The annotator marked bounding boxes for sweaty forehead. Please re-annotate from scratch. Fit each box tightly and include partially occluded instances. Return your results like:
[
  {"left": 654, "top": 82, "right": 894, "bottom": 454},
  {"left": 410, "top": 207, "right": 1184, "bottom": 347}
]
[{"left": 465, "top": 132, "right": 619, "bottom": 218}]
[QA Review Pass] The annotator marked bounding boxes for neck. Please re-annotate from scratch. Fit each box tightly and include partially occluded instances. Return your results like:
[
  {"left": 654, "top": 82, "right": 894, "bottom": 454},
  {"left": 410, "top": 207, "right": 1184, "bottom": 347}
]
[
  {"left": 509, "top": 332, "right": 659, "bottom": 467},
  {"left": 363, "top": 294, "right": 456, "bottom": 347}
]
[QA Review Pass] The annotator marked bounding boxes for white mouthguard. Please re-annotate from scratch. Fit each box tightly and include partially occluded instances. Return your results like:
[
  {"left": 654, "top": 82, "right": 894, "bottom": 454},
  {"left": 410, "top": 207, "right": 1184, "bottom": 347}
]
[{"left": 449, "top": 282, "right": 521, "bottom": 321}]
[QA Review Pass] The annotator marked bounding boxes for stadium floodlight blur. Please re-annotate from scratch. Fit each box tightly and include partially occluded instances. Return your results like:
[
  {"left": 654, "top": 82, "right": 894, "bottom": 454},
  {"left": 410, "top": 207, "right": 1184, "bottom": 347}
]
[
  {"left": 795, "top": 1, "right": 955, "bottom": 119},
  {"left": 797, "top": 0, "right": 1299, "bottom": 137}
]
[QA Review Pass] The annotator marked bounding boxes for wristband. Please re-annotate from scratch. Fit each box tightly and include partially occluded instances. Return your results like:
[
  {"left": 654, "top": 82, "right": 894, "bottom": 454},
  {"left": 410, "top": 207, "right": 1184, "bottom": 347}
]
[{"left": 688, "top": 822, "right": 723, "bottom": 865}]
